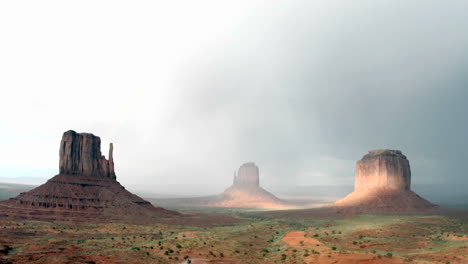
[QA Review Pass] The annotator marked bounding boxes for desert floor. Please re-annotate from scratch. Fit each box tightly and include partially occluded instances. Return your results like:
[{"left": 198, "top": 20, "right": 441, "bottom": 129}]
[{"left": 0, "top": 207, "right": 467, "bottom": 264}]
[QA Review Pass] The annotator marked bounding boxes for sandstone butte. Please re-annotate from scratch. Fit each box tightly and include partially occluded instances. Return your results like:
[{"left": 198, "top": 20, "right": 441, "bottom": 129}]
[
  {"left": 213, "top": 162, "right": 287, "bottom": 208},
  {"left": 333, "top": 149, "right": 437, "bottom": 214},
  {"left": 0, "top": 130, "right": 177, "bottom": 223}
]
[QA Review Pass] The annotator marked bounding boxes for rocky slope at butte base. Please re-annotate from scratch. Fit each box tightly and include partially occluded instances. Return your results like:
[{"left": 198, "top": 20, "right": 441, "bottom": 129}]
[{"left": 0, "top": 130, "right": 177, "bottom": 224}]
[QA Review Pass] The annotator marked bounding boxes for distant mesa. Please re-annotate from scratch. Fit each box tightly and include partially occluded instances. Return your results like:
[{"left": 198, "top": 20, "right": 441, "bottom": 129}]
[
  {"left": 0, "top": 130, "right": 177, "bottom": 223},
  {"left": 333, "top": 149, "right": 437, "bottom": 214},
  {"left": 213, "top": 162, "right": 287, "bottom": 208}
]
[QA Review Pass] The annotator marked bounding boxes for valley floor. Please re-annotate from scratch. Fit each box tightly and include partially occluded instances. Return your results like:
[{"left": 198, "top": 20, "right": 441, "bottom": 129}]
[{"left": 0, "top": 209, "right": 467, "bottom": 264}]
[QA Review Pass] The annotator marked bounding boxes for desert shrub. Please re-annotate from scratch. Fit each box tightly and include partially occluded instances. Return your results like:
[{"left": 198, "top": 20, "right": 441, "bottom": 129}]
[
  {"left": 332, "top": 247, "right": 337, "bottom": 250},
  {"left": 176, "top": 244, "right": 182, "bottom": 249},
  {"left": 386, "top": 252, "right": 393, "bottom": 258},
  {"left": 353, "top": 241, "right": 357, "bottom": 245}
]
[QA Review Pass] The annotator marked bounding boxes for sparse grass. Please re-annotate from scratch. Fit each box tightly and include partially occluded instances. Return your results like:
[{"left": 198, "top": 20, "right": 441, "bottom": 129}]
[{"left": 0, "top": 209, "right": 466, "bottom": 264}]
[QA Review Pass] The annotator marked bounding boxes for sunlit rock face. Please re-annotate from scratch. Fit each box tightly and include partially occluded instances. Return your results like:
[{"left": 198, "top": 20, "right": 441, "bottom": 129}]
[
  {"left": 59, "top": 130, "right": 116, "bottom": 179},
  {"left": 355, "top": 150, "right": 411, "bottom": 192},
  {"left": 334, "top": 149, "right": 436, "bottom": 214},
  {"left": 0, "top": 130, "right": 176, "bottom": 223},
  {"left": 214, "top": 162, "right": 286, "bottom": 208}
]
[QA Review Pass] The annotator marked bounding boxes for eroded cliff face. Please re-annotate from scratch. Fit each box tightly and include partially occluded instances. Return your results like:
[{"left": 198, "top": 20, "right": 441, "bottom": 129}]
[
  {"left": 355, "top": 150, "right": 411, "bottom": 192},
  {"left": 59, "top": 130, "right": 116, "bottom": 179},
  {"left": 233, "top": 162, "right": 260, "bottom": 188}
]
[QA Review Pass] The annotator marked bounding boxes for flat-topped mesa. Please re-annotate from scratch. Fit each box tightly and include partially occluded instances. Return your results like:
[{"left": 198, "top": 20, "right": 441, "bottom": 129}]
[
  {"left": 354, "top": 149, "right": 411, "bottom": 192},
  {"left": 333, "top": 149, "right": 436, "bottom": 214},
  {"left": 233, "top": 162, "right": 259, "bottom": 187},
  {"left": 59, "top": 130, "right": 116, "bottom": 179}
]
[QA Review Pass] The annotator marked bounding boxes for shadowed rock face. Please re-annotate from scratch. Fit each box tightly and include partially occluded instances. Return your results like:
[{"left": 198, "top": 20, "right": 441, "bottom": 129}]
[
  {"left": 355, "top": 149, "right": 411, "bottom": 192},
  {"left": 334, "top": 149, "right": 436, "bottom": 214},
  {"left": 0, "top": 130, "right": 177, "bottom": 223},
  {"left": 59, "top": 130, "right": 116, "bottom": 179}
]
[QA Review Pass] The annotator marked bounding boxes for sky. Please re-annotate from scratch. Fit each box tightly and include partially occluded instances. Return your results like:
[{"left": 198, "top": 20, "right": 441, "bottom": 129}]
[{"left": 1, "top": 1, "right": 467, "bottom": 196}]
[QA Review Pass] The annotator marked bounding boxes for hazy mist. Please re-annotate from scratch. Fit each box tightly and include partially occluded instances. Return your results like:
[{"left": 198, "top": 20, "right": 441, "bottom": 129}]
[{"left": 1, "top": 1, "right": 467, "bottom": 199}]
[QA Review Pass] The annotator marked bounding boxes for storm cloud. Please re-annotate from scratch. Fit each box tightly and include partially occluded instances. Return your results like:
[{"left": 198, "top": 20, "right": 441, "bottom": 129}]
[{"left": 1, "top": 1, "right": 467, "bottom": 197}]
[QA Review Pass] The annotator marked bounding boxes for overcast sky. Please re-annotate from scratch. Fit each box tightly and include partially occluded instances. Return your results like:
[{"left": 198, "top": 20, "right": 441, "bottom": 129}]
[{"left": 1, "top": 1, "right": 467, "bottom": 195}]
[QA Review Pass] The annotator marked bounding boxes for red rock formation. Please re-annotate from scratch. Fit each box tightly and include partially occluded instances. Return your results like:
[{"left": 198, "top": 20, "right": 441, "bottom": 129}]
[
  {"left": 0, "top": 130, "right": 177, "bottom": 223},
  {"left": 333, "top": 149, "right": 436, "bottom": 214},
  {"left": 355, "top": 150, "right": 410, "bottom": 192},
  {"left": 59, "top": 130, "right": 116, "bottom": 179},
  {"left": 214, "top": 162, "right": 287, "bottom": 208}
]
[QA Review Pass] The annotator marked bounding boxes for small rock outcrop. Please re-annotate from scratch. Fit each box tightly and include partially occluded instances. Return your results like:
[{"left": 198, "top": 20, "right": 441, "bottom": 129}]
[
  {"left": 214, "top": 162, "right": 286, "bottom": 208},
  {"left": 59, "top": 130, "right": 116, "bottom": 179},
  {"left": 333, "top": 149, "right": 436, "bottom": 214},
  {"left": 0, "top": 130, "right": 177, "bottom": 223}
]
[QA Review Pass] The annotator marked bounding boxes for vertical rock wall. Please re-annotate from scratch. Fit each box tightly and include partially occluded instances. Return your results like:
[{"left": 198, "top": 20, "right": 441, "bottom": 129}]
[
  {"left": 233, "top": 162, "right": 260, "bottom": 187},
  {"left": 59, "top": 130, "right": 116, "bottom": 179},
  {"left": 354, "top": 149, "right": 411, "bottom": 192}
]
